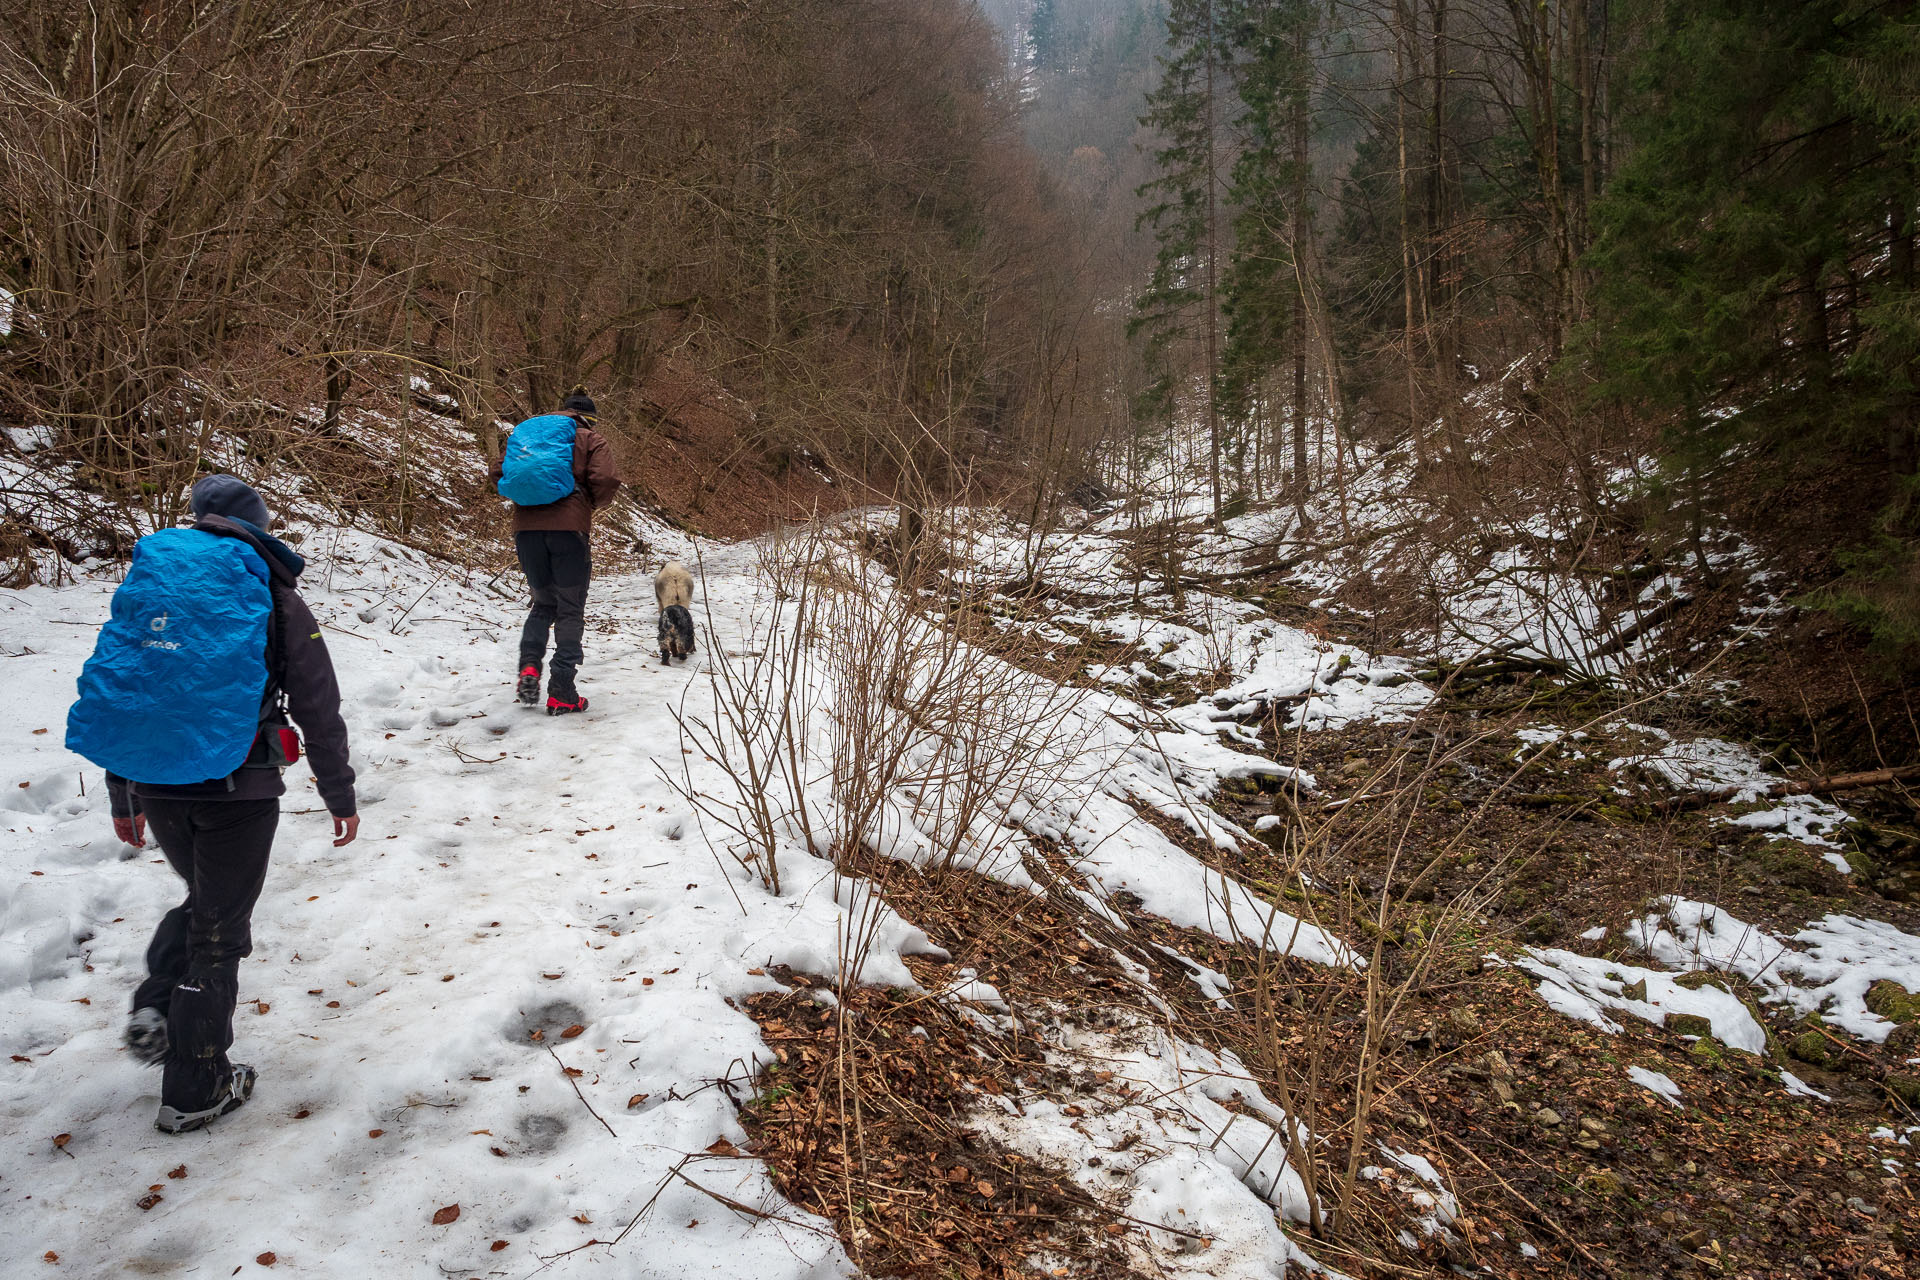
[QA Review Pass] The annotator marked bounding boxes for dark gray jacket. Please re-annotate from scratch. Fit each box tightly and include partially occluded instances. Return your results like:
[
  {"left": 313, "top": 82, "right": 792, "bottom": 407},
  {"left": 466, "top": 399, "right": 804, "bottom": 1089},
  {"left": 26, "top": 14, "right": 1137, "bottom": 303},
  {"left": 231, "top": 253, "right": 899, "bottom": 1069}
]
[{"left": 106, "top": 515, "right": 356, "bottom": 818}]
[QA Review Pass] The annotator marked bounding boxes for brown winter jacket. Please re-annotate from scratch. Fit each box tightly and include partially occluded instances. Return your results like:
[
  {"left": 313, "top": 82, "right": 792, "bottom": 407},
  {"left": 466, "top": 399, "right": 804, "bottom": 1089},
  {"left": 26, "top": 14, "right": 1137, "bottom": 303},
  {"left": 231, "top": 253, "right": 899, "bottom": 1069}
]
[{"left": 488, "top": 411, "right": 621, "bottom": 535}]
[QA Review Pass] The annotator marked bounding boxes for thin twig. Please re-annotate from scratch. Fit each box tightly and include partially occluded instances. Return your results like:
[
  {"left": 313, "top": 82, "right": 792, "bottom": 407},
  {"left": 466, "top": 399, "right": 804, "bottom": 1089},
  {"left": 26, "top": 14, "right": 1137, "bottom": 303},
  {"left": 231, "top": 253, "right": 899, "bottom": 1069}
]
[
  {"left": 1438, "top": 1130, "right": 1611, "bottom": 1277},
  {"left": 605, "top": 1154, "right": 690, "bottom": 1251},
  {"left": 671, "top": 1165, "right": 839, "bottom": 1237},
  {"left": 546, "top": 1044, "right": 616, "bottom": 1138}
]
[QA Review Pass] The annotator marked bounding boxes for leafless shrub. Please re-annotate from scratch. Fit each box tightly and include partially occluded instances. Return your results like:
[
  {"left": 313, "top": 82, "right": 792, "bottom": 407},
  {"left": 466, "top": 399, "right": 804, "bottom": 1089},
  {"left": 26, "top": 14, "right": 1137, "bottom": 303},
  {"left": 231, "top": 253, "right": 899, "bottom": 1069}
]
[
  {"left": 664, "top": 536, "right": 828, "bottom": 900},
  {"left": 670, "top": 508, "right": 1109, "bottom": 991}
]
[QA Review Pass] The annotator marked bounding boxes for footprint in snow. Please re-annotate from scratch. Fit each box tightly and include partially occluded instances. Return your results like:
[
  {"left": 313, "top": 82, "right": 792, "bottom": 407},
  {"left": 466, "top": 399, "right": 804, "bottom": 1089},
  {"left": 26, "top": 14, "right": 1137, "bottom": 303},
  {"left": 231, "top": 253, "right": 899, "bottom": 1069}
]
[
  {"left": 507, "top": 999, "right": 587, "bottom": 1045},
  {"left": 2, "top": 771, "right": 86, "bottom": 818},
  {"left": 360, "top": 679, "right": 405, "bottom": 705},
  {"left": 513, "top": 1113, "right": 570, "bottom": 1155}
]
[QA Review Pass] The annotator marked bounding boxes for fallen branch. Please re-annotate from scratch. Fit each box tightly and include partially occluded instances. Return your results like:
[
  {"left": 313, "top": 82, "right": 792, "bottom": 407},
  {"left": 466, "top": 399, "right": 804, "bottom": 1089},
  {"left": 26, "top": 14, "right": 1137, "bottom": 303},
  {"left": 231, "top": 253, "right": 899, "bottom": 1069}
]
[
  {"left": 1415, "top": 653, "right": 1573, "bottom": 691},
  {"left": 409, "top": 389, "right": 463, "bottom": 421},
  {"left": 608, "top": 1154, "right": 691, "bottom": 1249},
  {"left": 1584, "top": 594, "right": 1692, "bottom": 664},
  {"left": 1176, "top": 552, "right": 1313, "bottom": 587},
  {"left": 446, "top": 743, "right": 508, "bottom": 765},
  {"left": 1658, "top": 763, "right": 1920, "bottom": 811},
  {"left": 1801, "top": 764, "right": 1920, "bottom": 794}
]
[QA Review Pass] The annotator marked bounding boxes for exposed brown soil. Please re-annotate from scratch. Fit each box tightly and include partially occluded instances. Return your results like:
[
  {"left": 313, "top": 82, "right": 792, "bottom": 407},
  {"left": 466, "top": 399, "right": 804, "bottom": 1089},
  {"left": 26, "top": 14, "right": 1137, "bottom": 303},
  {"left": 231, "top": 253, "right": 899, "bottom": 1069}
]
[
  {"left": 727, "top": 539, "right": 1920, "bottom": 1279},
  {"left": 742, "top": 967, "right": 1141, "bottom": 1279},
  {"left": 739, "top": 795, "right": 1920, "bottom": 1279},
  {"left": 605, "top": 357, "right": 856, "bottom": 540}
]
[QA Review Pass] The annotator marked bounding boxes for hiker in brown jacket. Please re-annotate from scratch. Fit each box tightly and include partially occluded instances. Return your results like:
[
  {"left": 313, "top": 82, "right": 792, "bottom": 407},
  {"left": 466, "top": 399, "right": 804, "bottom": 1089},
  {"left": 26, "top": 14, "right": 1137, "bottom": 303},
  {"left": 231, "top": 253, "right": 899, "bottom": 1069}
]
[{"left": 488, "top": 388, "right": 621, "bottom": 713}]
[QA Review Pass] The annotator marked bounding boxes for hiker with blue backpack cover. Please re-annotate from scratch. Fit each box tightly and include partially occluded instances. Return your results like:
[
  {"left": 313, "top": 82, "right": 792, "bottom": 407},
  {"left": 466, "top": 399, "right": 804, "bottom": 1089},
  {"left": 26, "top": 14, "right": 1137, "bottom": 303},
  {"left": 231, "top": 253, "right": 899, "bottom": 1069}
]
[
  {"left": 65, "top": 475, "right": 358, "bottom": 1134},
  {"left": 487, "top": 387, "right": 621, "bottom": 714}
]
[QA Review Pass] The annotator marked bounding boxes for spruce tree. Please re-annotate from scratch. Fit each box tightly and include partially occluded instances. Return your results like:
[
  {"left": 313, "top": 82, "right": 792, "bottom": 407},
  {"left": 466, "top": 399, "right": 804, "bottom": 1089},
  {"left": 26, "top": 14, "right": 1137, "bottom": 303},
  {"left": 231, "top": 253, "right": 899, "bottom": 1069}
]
[
  {"left": 1219, "top": 0, "right": 1316, "bottom": 497},
  {"left": 1586, "top": 0, "right": 1920, "bottom": 640},
  {"left": 1133, "top": 0, "right": 1225, "bottom": 519},
  {"left": 1028, "top": 0, "right": 1060, "bottom": 70}
]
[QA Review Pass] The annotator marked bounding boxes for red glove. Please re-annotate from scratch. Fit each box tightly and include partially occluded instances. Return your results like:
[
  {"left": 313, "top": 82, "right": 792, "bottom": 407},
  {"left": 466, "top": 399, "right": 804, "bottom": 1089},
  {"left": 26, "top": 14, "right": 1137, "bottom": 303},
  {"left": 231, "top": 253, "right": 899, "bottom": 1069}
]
[{"left": 113, "top": 814, "right": 146, "bottom": 848}]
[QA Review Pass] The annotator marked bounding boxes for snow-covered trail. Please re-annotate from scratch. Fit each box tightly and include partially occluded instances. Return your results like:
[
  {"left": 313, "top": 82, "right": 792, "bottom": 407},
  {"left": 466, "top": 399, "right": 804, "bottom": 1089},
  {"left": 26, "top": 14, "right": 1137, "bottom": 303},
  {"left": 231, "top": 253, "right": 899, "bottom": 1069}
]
[{"left": 1, "top": 534, "right": 887, "bottom": 1278}]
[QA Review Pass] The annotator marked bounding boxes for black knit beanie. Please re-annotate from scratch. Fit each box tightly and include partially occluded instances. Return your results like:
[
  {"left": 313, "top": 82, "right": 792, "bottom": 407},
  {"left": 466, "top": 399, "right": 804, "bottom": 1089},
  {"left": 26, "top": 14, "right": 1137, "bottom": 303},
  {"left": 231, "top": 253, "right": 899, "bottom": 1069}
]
[
  {"left": 189, "top": 474, "right": 271, "bottom": 529},
  {"left": 561, "top": 385, "right": 597, "bottom": 416}
]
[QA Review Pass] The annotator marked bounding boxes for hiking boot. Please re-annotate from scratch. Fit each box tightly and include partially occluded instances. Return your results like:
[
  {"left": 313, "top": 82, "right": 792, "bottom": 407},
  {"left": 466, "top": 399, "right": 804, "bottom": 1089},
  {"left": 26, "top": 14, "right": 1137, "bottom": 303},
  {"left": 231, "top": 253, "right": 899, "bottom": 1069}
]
[
  {"left": 546, "top": 693, "right": 589, "bottom": 716},
  {"left": 156, "top": 1063, "right": 256, "bottom": 1134},
  {"left": 516, "top": 665, "right": 542, "bottom": 706},
  {"left": 125, "top": 1007, "right": 168, "bottom": 1066}
]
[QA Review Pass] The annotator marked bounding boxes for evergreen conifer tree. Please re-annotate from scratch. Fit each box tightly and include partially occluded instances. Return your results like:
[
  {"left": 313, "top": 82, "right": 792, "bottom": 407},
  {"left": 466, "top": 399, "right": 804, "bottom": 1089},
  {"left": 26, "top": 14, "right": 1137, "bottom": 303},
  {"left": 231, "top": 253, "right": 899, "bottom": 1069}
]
[
  {"left": 1587, "top": 0, "right": 1920, "bottom": 641},
  {"left": 1219, "top": 0, "right": 1316, "bottom": 496},
  {"left": 1133, "top": 0, "right": 1226, "bottom": 518},
  {"left": 1028, "top": 0, "right": 1060, "bottom": 69}
]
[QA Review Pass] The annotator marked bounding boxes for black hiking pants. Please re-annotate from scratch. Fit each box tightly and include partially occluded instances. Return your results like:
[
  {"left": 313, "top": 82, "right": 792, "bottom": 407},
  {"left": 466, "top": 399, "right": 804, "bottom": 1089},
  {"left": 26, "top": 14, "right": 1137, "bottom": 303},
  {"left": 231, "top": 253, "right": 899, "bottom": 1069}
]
[
  {"left": 133, "top": 797, "right": 279, "bottom": 1111},
  {"left": 516, "top": 530, "right": 592, "bottom": 697}
]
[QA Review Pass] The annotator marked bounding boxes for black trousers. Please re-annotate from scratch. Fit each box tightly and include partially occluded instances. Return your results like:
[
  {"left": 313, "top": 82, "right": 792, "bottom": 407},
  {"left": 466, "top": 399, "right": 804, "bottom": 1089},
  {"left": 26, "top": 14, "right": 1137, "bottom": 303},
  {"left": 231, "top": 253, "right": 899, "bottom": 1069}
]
[
  {"left": 134, "top": 797, "right": 279, "bottom": 1111},
  {"left": 516, "top": 530, "right": 592, "bottom": 695}
]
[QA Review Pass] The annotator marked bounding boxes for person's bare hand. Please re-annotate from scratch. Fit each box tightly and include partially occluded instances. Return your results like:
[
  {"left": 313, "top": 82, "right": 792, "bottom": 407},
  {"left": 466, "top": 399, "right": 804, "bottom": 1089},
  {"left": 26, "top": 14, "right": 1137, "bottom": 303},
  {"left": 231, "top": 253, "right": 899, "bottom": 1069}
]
[{"left": 333, "top": 814, "right": 360, "bottom": 847}]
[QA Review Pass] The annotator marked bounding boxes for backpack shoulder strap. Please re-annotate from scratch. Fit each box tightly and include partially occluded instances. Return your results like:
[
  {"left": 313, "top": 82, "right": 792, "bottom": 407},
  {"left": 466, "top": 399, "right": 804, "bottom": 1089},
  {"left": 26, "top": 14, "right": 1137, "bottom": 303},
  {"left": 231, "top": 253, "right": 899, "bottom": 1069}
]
[
  {"left": 562, "top": 413, "right": 589, "bottom": 477},
  {"left": 264, "top": 581, "right": 291, "bottom": 702}
]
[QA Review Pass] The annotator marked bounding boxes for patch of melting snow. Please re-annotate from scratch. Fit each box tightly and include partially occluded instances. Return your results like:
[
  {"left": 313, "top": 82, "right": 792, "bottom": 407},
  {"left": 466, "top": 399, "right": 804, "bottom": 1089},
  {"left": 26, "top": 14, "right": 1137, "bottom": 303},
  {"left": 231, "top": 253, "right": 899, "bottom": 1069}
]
[
  {"left": 1725, "top": 800, "right": 1855, "bottom": 872},
  {"left": 1780, "top": 1071, "right": 1831, "bottom": 1102},
  {"left": 939, "top": 968, "right": 1009, "bottom": 1013},
  {"left": 1381, "top": 1147, "right": 1458, "bottom": 1239},
  {"left": 1526, "top": 897, "right": 1920, "bottom": 1053},
  {"left": 1202, "top": 621, "right": 1430, "bottom": 730},
  {"left": 1513, "top": 949, "right": 1769, "bottom": 1051},
  {"left": 1515, "top": 724, "right": 1590, "bottom": 763},
  {"left": 971, "top": 1015, "right": 1331, "bottom": 1277},
  {"left": 1632, "top": 897, "right": 1920, "bottom": 1043},
  {"left": 3, "top": 423, "right": 56, "bottom": 453},
  {"left": 1626, "top": 1066, "right": 1685, "bottom": 1108},
  {"left": 1516, "top": 724, "right": 1586, "bottom": 747},
  {"left": 1001, "top": 693, "right": 1356, "bottom": 969},
  {"left": 1063, "top": 595, "right": 1431, "bottom": 733},
  {"left": 1607, "top": 726, "right": 1854, "bottom": 872},
  {"left": 1152, "top": 943, "right": 1234, "bottom": 1009},
  {"left": 1608, "top": 725, "right": 1773, "bottom": 797}
]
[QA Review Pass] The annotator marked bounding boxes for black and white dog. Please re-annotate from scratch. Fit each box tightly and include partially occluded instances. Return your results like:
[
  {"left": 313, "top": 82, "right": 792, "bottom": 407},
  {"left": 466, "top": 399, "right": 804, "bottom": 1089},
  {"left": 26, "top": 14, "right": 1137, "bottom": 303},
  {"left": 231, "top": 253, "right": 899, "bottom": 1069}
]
[{"left": 654, "top": 560, "right": 696, "bottom": 663}]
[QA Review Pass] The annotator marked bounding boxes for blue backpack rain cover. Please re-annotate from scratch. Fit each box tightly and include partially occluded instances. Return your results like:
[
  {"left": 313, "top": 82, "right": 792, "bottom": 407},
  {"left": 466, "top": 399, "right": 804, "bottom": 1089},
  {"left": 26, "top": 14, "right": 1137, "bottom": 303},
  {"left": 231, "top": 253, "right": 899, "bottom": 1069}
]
[
  {"left": 497, "top": 414, "right": 579, "bottom": 506},
  {"left": 66, "top": 527, "right": 273, "bottom": 785}
]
